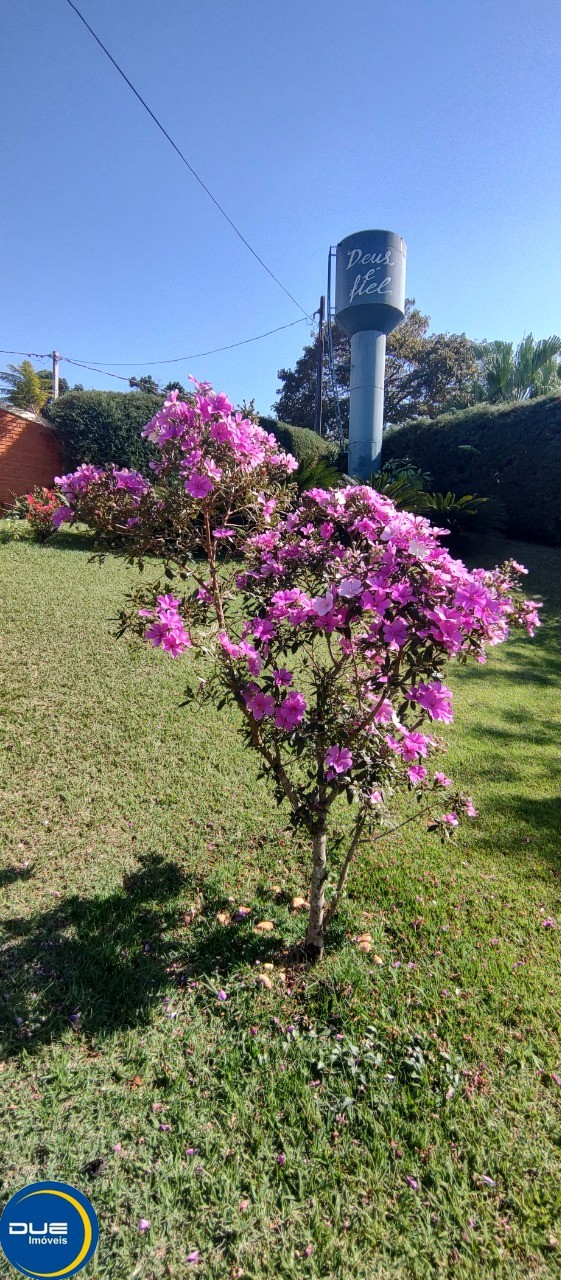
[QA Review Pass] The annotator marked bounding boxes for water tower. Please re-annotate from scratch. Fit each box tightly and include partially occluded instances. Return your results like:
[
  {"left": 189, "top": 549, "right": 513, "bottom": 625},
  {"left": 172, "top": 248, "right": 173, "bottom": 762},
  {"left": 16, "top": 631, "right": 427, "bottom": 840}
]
[{"left": 335, "top": 230, "right": 407, "bottom": 479}]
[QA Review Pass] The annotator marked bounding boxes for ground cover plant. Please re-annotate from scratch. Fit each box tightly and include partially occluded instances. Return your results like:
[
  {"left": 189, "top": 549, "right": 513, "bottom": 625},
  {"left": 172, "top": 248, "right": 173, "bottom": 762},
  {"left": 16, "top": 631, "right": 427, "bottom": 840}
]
[{"left": 0, "top": 525, "right": 560, "bottom": 1279}]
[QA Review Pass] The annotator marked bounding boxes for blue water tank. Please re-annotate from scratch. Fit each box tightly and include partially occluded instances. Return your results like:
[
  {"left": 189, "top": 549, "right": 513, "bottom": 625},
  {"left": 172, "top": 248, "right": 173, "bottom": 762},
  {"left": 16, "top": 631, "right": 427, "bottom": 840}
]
[{"left": 335, "top": 230, "right": 406, "bottom": 336}]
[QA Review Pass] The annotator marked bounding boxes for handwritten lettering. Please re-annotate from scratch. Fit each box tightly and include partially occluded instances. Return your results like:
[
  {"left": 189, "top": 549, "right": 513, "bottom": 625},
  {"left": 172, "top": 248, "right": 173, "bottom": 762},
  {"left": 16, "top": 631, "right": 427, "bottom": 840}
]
[
  {"left": 347, "top": 248, "right": 393, "bottom": 270},
  {"left": 349, "top": 272, "right": 392, "bottom": 303}
]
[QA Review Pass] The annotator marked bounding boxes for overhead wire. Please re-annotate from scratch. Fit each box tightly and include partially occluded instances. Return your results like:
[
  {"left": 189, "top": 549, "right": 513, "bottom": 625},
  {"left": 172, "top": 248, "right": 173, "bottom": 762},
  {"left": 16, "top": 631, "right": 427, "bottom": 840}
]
[
  {"left": 64, "top": 317, "right": 309, "bottom": 368},
  {"left": 0, "top": 348, "right": 51, "bottom": 360},
  {"left": 64, "top": 0, "right": 312, "bottom": 321},
  {"left": 1, "top": 318, "right": 311, "bottom": 385}
]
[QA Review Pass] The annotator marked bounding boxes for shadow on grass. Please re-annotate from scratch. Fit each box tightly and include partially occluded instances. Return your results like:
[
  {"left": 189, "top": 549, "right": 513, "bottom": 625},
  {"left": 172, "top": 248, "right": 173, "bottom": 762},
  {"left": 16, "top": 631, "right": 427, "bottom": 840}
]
[
  {"left": 0, "top": 854, "right": 309, "bottom": 1057},
  {"left": 0, "top": 865, "right": 34, "bottom": 889}
]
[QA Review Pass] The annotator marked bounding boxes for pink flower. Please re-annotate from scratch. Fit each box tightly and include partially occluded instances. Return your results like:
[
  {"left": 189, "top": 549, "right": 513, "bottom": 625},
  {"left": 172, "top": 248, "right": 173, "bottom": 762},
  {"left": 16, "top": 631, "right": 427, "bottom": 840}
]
[
  {"left": 383, "top": 618, "right": 409, "bottom": 649},
  {"left": 325, "top": 745, "right": 353, "bottom": 778},
  {"left": 465, "top": 798, "right": 478, "bottom": 817},
  {"left": 138, "top": 1219, "right": 151, "bottom": 1232},
  {"left": 275, "top": 691, "right": 306, "bottom": 731},
  {"left": 369, "top": 789, "right": 383, "bottom": 805},
  {"left": 338, "top": 576, "right": 362, "bottom": 599},
  {"left": 401, "top": 732, "right": 432, "bottom": 762},
  {"left": 217, "top": 989, "right": 228, "bottom": 1000},
  {"left": 434, "top": 772, "right": 452, "bottom": 787},
  {"left": 247, "top": 690, "right": 275, "bottom": 721},
  {"left": 273, "top": 668, "right": 293, "bottom": 686},
  {"left": 405, "top": 1176, "right": 419, "bottom": 1191},
  {"left": 311, "top": 590, "right": 334, "bottom": 617},
  {"left": 441, "top": 813, "right": 459, "bottom": 827},
  {"left": 186, "top": 1250, "right": 201, "bottom": 1263},
  {"left": 52, "top": 505, "right": 73, "bottom": 527},
  {"left": 407, "top": 681, "right": 453, "bottom": 722},
  {"left": 185, "top": 472, "right": 214, "bottom": 499},
  {"left": 408, "top": 766, "right": 427, "bottom": 785},
  {"left": 204, "top": 458, "right": 222, "bottom": 481}
]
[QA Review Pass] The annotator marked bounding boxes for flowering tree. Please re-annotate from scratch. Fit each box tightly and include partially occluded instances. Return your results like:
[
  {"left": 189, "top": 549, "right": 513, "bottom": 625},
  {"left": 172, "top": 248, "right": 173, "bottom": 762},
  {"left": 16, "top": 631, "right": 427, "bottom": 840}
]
[{"left": 53, "top": 383, "right": 540, "bottom": 960}]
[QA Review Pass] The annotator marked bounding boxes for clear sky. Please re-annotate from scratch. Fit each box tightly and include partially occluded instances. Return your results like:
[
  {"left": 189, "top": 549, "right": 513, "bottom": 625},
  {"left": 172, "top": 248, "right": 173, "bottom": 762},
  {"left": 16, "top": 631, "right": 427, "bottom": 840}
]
[{"left": 2, "top": 0, "right": 560, "bottom": 413}]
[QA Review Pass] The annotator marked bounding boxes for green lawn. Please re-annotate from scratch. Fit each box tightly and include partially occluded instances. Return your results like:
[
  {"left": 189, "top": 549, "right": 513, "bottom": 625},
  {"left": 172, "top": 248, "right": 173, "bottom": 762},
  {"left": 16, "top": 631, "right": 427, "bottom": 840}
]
[{"left": 0, "top": 528, "right": 560, "bottom": 1279}]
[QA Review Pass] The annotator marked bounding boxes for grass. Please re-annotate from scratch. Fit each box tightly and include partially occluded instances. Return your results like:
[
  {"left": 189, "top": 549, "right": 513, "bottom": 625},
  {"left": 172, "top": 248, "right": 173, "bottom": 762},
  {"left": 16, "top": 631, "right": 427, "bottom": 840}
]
[{"left": 0, "top": 527, "right": 560, "bottom": 1279}]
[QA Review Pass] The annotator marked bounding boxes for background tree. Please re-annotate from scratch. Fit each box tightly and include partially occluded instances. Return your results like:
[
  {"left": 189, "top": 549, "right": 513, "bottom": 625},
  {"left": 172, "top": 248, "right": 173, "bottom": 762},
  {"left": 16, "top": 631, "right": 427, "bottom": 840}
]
[
  {"left": 472, "top": 335, "right": 561, "bottom": 403},
  {"left": 37, "top": 368, "right": 72, "bottom": 398},
  {"left": 274, "top": 303, "right": 477, "bottom": 437},
  {"left": 128, "top": 374, "right": 162, "bottom": 395},
  {"left": 0, "top": 360, "right": 49, "bottom": 412}
]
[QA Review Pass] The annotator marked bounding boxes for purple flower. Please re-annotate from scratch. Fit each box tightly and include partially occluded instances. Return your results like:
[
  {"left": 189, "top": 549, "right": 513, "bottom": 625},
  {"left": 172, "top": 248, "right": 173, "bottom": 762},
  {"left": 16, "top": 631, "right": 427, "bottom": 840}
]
[
  {"left": 52, "top": 505, "right": 73, "bottom": 528},
  {"left": 217, "top": 989, "right": 228, "bottom": 1000},
  {"left": 186, "top": 1250, "right": 200, "bottom": 1263},
  {"left": 325, "top": 745, "right": 353, "bottom": 778},
  {"left": 247, "top": 690, "right": 275, "bottom": 721},
  {"left": 405, "top": 1176, "right": 419, "bottom": 1191},
  {"left": 138, "top": 1218, "right": 151, "bottom": 1232},
  {"left": 274, "top": 691, "right": 306, "bottom": 731},
  {"left": 408, "top": 765, "right": 427, "bottom": 785},
  {"left": 276, "top": 1153, "right": 286, "bottom": 1166},
  {"left": 185, "top": 472, "right": 214, "bottom": 499},
  {"left": 441, "top": 812, "right": 459, "bottom": 827}
]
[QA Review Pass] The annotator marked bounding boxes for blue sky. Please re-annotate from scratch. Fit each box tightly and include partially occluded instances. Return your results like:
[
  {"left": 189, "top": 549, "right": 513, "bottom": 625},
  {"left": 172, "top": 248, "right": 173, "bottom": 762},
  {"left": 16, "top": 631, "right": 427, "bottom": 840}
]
[{"left": 2, "top": 0, "right": 560, "bottom": 413}]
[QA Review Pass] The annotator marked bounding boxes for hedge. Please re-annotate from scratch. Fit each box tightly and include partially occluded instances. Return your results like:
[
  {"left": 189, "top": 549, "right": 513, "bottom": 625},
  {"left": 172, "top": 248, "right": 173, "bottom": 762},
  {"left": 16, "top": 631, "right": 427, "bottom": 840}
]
[
  {"left": 259, "top": 417, "right": 338, "bottom": 467},
  {"left": 382, "top": 394, "right": 561, "bottom": 545},
  {"left": 44, "top": 393, "right": 334, "bottom": 477},
  {"left": 44, "top": 391, "right": 161, "bottom": 473}
]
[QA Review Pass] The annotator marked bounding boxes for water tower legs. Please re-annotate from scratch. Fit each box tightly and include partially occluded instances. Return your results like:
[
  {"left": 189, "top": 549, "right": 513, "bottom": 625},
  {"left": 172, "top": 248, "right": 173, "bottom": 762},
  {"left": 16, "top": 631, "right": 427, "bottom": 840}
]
[{"left": 348, "top": 329, "right": 387, "bottom": 480}]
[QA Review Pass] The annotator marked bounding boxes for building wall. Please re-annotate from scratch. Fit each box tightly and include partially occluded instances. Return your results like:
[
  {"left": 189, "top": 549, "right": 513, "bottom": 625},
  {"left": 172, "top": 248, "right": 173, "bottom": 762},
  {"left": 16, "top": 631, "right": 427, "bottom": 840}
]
[{"left": 0, "top": 408, "right": 63, "bottom": 508}]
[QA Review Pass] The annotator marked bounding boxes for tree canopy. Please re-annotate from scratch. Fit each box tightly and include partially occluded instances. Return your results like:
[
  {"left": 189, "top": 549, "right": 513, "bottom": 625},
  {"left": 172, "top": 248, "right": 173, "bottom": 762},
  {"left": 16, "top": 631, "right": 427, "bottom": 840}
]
[{"left": 274, "top": 302, "right": 478, "bottom": 438}]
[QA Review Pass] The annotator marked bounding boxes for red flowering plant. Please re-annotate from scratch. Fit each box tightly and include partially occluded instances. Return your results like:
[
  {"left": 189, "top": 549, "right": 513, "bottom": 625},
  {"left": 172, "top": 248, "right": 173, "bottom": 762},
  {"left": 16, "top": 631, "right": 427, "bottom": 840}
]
[
  {"left": 13, "top": 487, "right": 60, "bottom": 541},
  {"left": 56, "top": 381, "right": 540, "bottom": 959}
]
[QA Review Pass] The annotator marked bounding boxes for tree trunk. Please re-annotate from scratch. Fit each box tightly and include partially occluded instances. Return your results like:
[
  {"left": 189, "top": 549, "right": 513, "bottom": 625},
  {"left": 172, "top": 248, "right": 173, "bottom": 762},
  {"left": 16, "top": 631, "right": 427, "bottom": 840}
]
[{"left": 305, "top": 826, "right": 328, "bottom": 962}]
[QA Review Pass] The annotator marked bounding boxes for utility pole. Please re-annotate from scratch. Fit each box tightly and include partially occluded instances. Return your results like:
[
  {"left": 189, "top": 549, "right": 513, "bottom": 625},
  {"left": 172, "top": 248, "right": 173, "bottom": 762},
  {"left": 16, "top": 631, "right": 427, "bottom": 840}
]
[
  {"left": 52, "top": 351, "right": 60, "bottom": 400},
  {"left": 313, "top": 295, "right": 325, "bottom": 435}
]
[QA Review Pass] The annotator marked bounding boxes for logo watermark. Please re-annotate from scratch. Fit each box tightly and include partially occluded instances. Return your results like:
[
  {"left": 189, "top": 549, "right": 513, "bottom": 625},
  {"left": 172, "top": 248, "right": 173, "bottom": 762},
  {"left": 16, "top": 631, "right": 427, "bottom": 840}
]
[{"left": 0, "top": 1181, "right": 98, "bottom": 1278}]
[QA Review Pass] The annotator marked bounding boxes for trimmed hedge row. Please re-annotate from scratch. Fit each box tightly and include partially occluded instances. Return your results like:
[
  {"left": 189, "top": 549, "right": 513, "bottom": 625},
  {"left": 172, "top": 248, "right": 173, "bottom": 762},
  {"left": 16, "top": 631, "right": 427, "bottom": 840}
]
[
  {"left": 382, "top": 394, "right": 561, "bottom": 545},
  {"left": 44, "top": 392, "right": 333, "bottom": 476},
  {"left": 44, "top": 391, "right": 160, "bottom": 473},
  {"left": 259, "top": 417, "right": 338, "bottom": 466}
]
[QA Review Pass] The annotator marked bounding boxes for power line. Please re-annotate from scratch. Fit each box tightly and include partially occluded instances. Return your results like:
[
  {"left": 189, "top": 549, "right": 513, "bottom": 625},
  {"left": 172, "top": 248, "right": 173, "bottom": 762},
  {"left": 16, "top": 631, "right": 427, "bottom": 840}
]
[
  {"left": 1, "top": 317, "right": 311, "bottom": 385},
  {"left": 62, "top": 360, "right": 130, "bottom": 382},
  {"left": 65, "top": 318, "right": 309, "bottom": 367},
  {"left": 64, "top": 0, "right": 312, "bottom": 321},
  {"left": 0, "top": 348, "right": 51, "bottom": 360}
]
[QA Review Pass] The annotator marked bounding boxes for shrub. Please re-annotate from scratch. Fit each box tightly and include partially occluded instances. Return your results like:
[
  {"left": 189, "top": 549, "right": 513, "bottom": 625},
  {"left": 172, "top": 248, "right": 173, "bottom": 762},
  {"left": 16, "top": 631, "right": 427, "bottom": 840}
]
[
  {"left": 12, "top": 488, "right": 59, "bottom": 541},
  {"left": 44, "top": 390, "right": 162, "bottom": 473},
  {"left": 382, "top": 394, "right": 561, "bottom": 544},
  {"left": 60, "top": 383, "right": 539, "bottom": 960}
]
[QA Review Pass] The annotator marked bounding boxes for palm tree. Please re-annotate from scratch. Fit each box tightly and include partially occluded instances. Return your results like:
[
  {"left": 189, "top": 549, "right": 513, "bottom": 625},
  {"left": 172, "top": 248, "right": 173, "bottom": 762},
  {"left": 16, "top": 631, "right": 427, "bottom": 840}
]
[
  {"left": 473, "top": 335, "right": 561, "bottom": 403},
  {"left": 0, "top": 360, "right": 49, "bottom": 413}
]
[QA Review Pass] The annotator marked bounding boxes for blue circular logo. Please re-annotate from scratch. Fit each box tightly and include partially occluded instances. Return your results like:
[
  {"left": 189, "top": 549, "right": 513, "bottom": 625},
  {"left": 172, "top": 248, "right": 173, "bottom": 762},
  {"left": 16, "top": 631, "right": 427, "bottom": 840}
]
[{"left": 0, "top": 1182, "right": 98, "bottom": 1279}]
